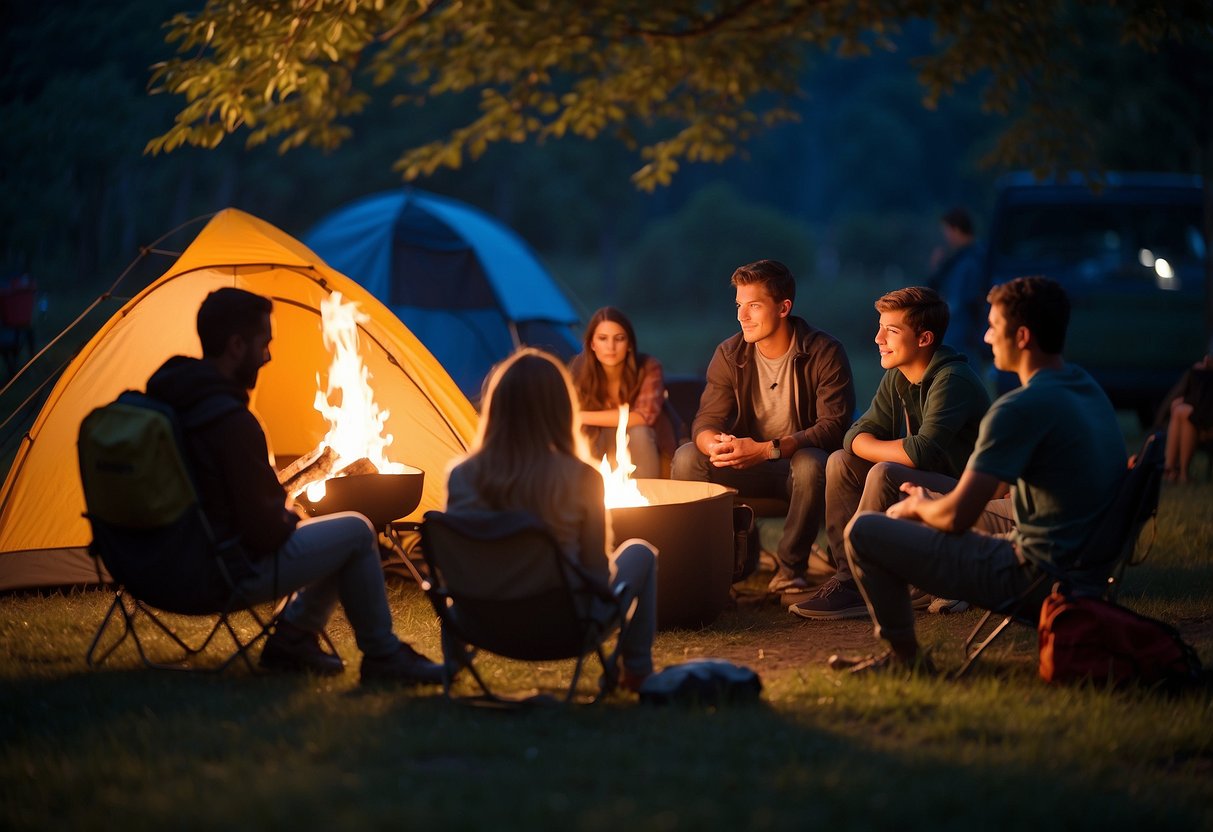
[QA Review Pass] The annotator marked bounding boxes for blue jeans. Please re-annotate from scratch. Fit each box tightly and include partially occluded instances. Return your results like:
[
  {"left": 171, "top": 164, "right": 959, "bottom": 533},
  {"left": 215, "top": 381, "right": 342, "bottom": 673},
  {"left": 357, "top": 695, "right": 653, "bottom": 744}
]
[
  {"left": 604, "top": 540, "right": 658, "bottom": 676},
  {"left": 237, "top": 512, "right": 400, "bottom": 658},
  {"left": 672, "top": 441, "right": 829, "bottom": 580}
]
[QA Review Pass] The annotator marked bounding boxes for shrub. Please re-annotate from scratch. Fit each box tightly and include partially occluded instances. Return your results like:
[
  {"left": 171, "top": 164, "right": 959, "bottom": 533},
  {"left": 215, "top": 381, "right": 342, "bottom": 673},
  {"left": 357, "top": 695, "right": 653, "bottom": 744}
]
[{"left": 617, "top": 183, "right": 816, "bottom": 311}]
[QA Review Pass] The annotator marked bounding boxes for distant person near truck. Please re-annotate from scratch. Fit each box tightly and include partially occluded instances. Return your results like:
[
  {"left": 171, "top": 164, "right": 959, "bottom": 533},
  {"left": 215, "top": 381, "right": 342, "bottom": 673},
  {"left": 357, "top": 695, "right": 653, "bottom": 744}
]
[{"left": 929, "top": 208, "right": 987, "bottom": 369}]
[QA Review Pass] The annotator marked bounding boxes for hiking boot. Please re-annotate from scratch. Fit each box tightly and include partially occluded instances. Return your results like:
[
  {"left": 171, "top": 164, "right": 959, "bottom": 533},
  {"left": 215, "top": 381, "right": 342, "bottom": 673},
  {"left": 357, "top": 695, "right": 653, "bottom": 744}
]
[
  {"left": 260, "top": 622, "right": 345, "bottom": 677},
  {"left": 827, "top": 649, "right": 937, "bottom": 677},
  {"left": 928, "top": 597, "right": 970, "bottom": 614},
  {"left": 909, "top": 586, "right": 934, "bottom": 611},
  {"left": 360, "top": 642, "right": 445, "bottom": 686},
  {"left": 788, "top": 577, "right": 868, "bottom": 620}
]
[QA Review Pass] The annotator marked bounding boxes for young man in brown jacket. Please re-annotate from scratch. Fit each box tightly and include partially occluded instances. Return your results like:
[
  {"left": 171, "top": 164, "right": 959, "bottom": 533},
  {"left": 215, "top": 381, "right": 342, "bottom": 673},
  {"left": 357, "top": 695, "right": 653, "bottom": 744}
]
[{"left": 671, "top": 260, "right": 856, "bottom": 599}]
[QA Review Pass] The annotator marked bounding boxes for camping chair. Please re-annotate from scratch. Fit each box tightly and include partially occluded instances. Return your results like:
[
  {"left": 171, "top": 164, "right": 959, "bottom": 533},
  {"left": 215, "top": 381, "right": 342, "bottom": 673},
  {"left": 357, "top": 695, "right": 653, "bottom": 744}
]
[
  {"left": 955, "top": 430, "right": 1165, "bottom": 678},
  {"left": 84, "top": 521, "right": 284, "bottom": 673},
  {"left": 79, "top": 392, "right": 312, "bottom": 673},
  {"left": 419, "top": 510, "right": 636, "bottom": 705}
]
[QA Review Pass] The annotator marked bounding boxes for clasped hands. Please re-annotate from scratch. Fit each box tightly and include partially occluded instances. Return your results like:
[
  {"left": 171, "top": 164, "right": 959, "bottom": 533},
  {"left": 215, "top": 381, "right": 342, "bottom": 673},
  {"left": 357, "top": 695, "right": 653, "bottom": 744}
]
[{"left": 707, "top": 433, "right": 770, "bottom": 469}]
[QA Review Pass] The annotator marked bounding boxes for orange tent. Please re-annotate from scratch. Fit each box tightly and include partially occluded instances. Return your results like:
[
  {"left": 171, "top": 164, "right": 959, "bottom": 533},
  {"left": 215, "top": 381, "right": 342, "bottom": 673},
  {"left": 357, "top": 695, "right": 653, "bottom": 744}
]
[{"left": 0, "top": 209, "right": 478, "bottom": 590}]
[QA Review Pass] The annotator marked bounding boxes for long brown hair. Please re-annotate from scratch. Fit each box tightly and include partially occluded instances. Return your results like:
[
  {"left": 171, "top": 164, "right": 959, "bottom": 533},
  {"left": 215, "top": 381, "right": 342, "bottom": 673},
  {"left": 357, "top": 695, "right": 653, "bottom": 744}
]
[
  {"left": 461, "top": 348, "right": 591, "bottom": 523},
  {"left": 572, "top": 307, "right": 645, "bottom": 410}
]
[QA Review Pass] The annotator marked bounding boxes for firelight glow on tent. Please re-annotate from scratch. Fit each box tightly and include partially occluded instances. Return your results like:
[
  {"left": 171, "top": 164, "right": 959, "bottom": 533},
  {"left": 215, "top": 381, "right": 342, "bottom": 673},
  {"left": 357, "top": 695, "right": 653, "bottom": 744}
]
[{"left": 0, "top": 209, "right": 477, "bottom": 591}]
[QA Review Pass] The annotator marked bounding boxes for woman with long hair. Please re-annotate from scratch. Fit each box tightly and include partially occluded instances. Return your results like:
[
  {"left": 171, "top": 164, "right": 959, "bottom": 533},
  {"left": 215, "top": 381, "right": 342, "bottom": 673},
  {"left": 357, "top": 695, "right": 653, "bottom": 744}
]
[
  {"left": 570, "top": 307, "right": 671, "bottom": 478},
  {"left": 444, "top": 348, "right": 658, "bottom": 691}
]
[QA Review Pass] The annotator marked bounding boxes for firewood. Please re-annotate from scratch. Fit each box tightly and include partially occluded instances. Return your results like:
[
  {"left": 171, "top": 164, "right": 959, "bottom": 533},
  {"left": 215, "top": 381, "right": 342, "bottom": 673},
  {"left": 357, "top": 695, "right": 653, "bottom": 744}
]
[
  {"left": 277, "top": 444, "right": 330, "bottom": 484},
  {"left": 335, "top": 457, "right": 378, "bottom": 478},
  {"left": 279, "top": 445, "right": 338, "bottom": 497}
]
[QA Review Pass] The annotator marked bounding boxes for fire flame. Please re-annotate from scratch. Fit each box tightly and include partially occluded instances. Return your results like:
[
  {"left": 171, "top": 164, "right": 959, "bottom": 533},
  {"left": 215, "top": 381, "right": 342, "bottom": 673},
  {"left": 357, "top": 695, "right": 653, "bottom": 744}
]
[
  {"left": 599, "top": 404, "right": 650, "bottom": 508},
  {"left": 305, "top": 292, "right": 404, "bottom": 502}
]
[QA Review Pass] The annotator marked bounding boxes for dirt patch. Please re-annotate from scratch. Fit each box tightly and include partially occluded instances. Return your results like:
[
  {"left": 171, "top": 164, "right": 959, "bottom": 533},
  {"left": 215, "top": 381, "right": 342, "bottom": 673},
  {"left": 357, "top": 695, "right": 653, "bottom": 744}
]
[
  {"left": 671, "top": 588, "right": 1213, "bottom": 680},
  {"left": 652, "top": 582, "right": 1009, "bottom": 678}
]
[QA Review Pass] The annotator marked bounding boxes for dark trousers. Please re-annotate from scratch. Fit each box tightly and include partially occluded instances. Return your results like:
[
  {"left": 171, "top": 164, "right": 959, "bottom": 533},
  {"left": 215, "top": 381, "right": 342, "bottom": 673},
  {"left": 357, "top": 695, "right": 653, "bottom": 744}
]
[
  {"left": 671, "top": 442, "right": 829, "bottom": 580},
  {"left": 845, "top": 511, "right": 1039, "bottom": 649},
  {"left": 824, "top": 452, "right": 968, "bottom": 583}
]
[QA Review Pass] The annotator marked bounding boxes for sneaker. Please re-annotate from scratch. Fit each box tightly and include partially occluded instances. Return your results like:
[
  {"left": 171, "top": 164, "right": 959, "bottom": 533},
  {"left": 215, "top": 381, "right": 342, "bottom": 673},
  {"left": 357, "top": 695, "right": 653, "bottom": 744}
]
[
  {"left": 360, "top": 642, "right": 445, "bottom": 686},
  {"left": 928, "top": 597, "right": 970, "bottom": 614},
  {"left": 908, "top": 586, "right": 934, "bottom": 611},
  {"left": 260, "top": 623, "right": 345, "bottom": 677},
  {"left": 788, "top": 578, "right": 868, "bottom": 620},
  {"left": 827, "top": 648, "right": 937, "bottom": 677},
  {"left": 768, "top": 572, "right": 808, "bottom": 595}
]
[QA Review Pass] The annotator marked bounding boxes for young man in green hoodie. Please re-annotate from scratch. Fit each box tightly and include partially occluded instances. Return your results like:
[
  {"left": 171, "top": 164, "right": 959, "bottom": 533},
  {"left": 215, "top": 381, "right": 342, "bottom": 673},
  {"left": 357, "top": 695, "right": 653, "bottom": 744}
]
[{"left": 789, "top": 286, "right": 992, "bottom": 619}]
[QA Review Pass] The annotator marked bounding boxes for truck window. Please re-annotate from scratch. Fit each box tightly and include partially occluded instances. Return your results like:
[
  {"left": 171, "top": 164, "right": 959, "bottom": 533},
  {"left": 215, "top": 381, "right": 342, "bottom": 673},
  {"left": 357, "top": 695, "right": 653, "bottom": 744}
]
[{"left": 992, "top": 202, "right": 1204, "bottom": 281}]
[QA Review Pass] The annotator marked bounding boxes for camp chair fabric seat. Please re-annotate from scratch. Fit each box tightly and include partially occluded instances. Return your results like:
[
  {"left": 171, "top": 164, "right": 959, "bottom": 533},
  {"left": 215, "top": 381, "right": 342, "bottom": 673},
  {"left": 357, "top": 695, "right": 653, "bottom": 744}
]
[
  {"left": 957, "top": 430, "right": 1165, "bottom": 677},
  {"left": 420, "top": 510, "right": 634, "bottom": 705},
  {"left": 83, "top": 505, "right": 291, "bottom": 673},
  {"left": 89, "top": 514, "right": 233, "bottom": 615}
]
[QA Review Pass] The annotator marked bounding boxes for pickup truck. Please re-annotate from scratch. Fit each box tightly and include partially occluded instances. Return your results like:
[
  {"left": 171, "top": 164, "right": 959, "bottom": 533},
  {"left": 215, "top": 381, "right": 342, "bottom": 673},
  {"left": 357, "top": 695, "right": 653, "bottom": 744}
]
[{"left": 984, "top": 172, "right": 1208, "bottom": 424}]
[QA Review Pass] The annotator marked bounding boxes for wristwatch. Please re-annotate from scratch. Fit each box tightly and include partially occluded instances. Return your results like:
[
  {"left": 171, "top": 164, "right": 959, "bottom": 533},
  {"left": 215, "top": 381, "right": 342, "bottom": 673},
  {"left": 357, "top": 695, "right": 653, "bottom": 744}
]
[{"left": 767, "top": 440, "right": 782, "bottom": 460}]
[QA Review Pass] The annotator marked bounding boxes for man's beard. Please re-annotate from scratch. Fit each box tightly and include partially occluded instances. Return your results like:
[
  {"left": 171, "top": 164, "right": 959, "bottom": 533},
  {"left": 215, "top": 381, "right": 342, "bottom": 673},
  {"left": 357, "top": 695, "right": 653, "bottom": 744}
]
[{"left": 235, "top": 356, "right": 261, "bottom": 390}]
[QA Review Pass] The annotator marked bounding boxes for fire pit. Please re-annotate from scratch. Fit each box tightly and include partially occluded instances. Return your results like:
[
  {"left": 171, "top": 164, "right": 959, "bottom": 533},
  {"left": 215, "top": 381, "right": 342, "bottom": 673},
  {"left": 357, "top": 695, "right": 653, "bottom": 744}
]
[
  {"left": 608, "top": 479, "right": 736, "bottom": 630},
  {"left": 299, "top": 468, "right": 425, "bottom": 528}
]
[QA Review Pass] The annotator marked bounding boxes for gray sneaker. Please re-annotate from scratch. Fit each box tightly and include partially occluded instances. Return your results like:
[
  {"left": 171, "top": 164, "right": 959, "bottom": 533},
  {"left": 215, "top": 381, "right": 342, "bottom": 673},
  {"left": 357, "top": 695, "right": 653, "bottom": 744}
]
[
  {"left": 928, "top": 597, "right": 970, "bottom": 614},
  {"left": 908, "top": 586, "right": 934, "bottom": 611},
  {"left": 768, "top": 573, "right": 808, "bottom": 595},
  {"left": 788, "top": 578, "right": 869, "bottom": 620}
]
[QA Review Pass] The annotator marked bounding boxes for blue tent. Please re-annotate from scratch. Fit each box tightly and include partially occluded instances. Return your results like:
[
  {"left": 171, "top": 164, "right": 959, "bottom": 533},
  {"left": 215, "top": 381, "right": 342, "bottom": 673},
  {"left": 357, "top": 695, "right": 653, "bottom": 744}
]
[{"left": 304, "top": 189, "right": 581, "bottom": 398}]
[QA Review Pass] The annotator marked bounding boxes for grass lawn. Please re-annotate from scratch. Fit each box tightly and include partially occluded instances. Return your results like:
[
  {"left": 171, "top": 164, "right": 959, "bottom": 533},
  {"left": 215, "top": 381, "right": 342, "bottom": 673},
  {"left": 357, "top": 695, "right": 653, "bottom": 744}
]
[{"left": 2, "top": 480, "right": 1212, "bottom": 831}]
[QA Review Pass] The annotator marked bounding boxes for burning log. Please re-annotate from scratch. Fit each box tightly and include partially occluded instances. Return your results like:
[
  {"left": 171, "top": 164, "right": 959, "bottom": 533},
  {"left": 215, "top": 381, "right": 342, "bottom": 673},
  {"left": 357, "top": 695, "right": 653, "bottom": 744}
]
[
  {"left": 335, "top": 457, "right": 377, "bottom": 478},
  {"left": 278, "top": 445, "right": 338, "bottom": 497},
  {"left": 279, "top": 446, "right": 382, "bottom": 499}
]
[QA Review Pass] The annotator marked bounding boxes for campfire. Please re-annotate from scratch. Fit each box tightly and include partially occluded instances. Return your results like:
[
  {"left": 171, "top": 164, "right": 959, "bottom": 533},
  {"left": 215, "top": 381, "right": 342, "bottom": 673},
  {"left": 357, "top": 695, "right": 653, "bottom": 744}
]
[
  {"left": 597, "top": 404, "right": 649, "bottom": 509},
  {"left": 595, "top": 405, "right": 736, "bottom": 629},
  {"left": 277, "top": 292, "right": 419, "bottom": 524}
]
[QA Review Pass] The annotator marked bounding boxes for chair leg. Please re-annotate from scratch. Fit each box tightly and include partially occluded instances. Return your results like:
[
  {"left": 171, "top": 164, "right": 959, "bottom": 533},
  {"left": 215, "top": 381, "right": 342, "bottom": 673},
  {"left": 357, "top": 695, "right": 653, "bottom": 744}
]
[
  {"left": 210, "top": 603, "right": 277, "bottom": 674},
  {"left": 86, "top": 591, "right": 135, "bottom": 669},
  {"left": 86, "top": 591, "right": 211, "bottom": 671},
  {"left": 565, "top": 652, "right": 591, "bottom": 704},
  {"left": 593, "top": 643, "right": 619, "bottom": 701},
  {"left": 954, "top": 610, "right": 1015, "bottom": 679},
  {"left": 440, "top": 626, "right": 500, "bottom": 703},
  {"left": 85, "top": 588, "right": 285, "bottom": 674}
]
